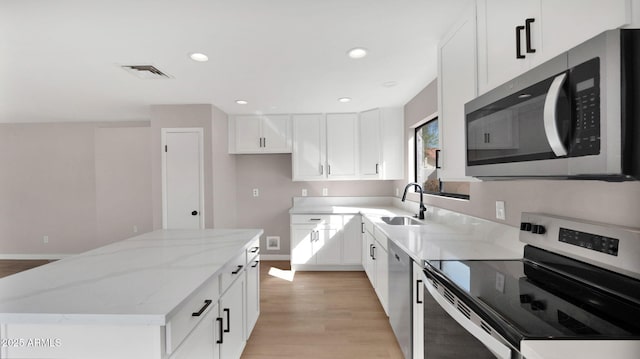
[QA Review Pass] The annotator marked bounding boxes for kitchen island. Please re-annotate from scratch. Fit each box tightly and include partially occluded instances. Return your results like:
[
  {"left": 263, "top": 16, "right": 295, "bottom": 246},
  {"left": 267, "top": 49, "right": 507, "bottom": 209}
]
[{"left": 0, "top": 228, "right": 262, "bottom": 359}]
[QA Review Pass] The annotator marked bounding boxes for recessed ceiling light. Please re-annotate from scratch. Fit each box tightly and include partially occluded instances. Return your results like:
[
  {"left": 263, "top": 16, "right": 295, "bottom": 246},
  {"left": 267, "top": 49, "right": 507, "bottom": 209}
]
[
  {"left": 189, "top": 52, "right": 209, "bottom": 62},
  {"left": 347, "top": 47, "right": 367, "bottom": 59},
  {"left": 382, "top": 81, "right": 398, "bottom": 88},
  {"left": 338, "top": 97, "right": 352, "bottom": 103},
  {"left": 236, "top": 100, "right": 248, "bottom": 105}
]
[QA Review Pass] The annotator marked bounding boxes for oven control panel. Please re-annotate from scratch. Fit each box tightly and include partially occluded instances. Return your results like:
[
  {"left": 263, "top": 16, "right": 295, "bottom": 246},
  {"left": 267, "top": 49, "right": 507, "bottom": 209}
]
[{"left": 559, "top": 227, "right": 619, "bottom": 256}]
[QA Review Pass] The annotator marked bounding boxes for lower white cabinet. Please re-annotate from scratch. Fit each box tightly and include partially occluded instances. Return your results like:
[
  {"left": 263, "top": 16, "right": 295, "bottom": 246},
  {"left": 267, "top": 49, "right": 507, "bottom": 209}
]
[
  {"left": 412, "top": 261, "right": 424, "bottom": 359},
  {"left": 362, "top": 216, "right": 389, "bottom": 316},
  {"left": 219, "top": 274, "right": 246, "bottom": 359},
  {"left": 290, "top": 214, "right": 363, "bottom": 270},
  {"left": 245, "top": 255, "right": 260, "bottom": 339},
  {"left": 169, "top": 302, "right": 220, "bottom": 359}
]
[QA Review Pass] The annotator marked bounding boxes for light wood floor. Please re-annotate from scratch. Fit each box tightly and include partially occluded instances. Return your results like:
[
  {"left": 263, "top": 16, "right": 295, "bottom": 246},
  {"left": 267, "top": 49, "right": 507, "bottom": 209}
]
[
  {"left": 0, "top": 260, "right": 404, "bottom": 358},
  {"left": 241, "top": 261, "right": 404, "bottom": 359}
]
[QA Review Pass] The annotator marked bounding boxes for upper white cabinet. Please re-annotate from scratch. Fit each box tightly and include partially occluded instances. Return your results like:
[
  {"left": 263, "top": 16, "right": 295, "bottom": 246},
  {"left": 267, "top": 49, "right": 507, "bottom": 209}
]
[
  {"left": 358, "top": 108, "right": 404, "bottom": 180},
  {"left": 326, "top": 113, "right": 358, "bottom": 179},
  {"left": 437, "top": 4, "right": 478, "bottom": 181},
  {"left": 229, "top": 114, "right": 291, "bottom": 154},
  {"left": 477, "top": 0, "right": 630, "bottom": 94},
  {"left": 292, "top": 114, "right": 327, "bottom": 181}
]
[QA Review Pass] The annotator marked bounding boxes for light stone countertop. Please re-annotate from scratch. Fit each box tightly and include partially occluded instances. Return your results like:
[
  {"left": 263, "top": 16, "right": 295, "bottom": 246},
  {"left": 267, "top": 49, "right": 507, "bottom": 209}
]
[
  {"left": 0, "top": 229, "right": 262, "bottom": 325},
  {"left": 290, "top": 197, "right": 524, "bottom": 263}
]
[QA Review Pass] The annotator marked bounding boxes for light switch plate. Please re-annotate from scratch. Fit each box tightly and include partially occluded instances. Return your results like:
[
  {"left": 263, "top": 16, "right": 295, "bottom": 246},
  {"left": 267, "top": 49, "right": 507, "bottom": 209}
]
[
  {"left": 495, "top": 201, "right": 506, "bottom": 220},
  {"left": 252, "top": 188, "right": 259, "bottom": 197},
  {"left": 301, "top": 189, "right": 307, "bottom": 197},
  {"left": 322, "top": 188, "right": 328, "bottom": 196}
]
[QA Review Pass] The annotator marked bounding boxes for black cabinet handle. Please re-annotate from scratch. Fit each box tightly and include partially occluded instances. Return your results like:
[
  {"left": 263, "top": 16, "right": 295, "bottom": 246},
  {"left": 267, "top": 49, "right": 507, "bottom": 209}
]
[
  {"left": 223, "top": 308, "right": 231, "bottom": 332},
  {"left": 191, "top": 210, "right": 198, "bottom": 216},
  {"left": 516, "top": 25, "right": 525, "bottom": 59},
  {"left": 191, "top": 299, "right": 213, "bottom": 317},
  {"left": 216, "top": 317, "right": 224, "bottom": 344},
  {"left": 435, "top": 149, "right": 441, "bottom": 169},
  {"left": 263, "top": 137, "right": 266, "bottom": 148},
  {"left": 327, "top": 164, "right": 331, "bottom": 175},
  {"left": 525, "top": 18, "right": 536, "bottom": 53},
  {"left": 372, "top": 245, "right": 376, "bottom": 260},
  {"left": 231, "top": 265, "right": 243, "bottom": 274},
  {"left": 251, "top": 260, "right": 260, "bottom": 268},
  {"left": 250, "top": 246, "right": 259, "bottom": 253},
  {"left": 375, "top": 163, "right": 379, "bottom": 174},
  {"left": 361, "top": 222, "right": 364, "bottom": 234},
  {"left": 416, "top": 280, "right": 423, "bottom": 304}
]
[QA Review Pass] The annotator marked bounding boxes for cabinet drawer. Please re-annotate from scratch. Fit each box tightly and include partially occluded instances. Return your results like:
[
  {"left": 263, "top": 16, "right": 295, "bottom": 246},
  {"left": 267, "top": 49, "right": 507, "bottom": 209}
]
[
  {"left": 291, "top": 214, "right": 343, "bottom": 227},
  {"left": 166, "top": 275, "right": 220, "bottom": 354},
  {"left": 220, "top": 251, "right": 247, "bottom": 293},
  {"left": 374, "top": 230, "right": 388, "bottom": 251},
  {"left": 246, "top": 238, "right": 260, "bottom": 261}
]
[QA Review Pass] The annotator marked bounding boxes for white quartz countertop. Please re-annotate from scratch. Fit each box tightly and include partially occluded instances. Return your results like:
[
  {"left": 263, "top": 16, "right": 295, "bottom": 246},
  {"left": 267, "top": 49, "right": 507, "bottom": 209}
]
[
  {"left": 291, "top": 200, "right": 523, "bottom": 263},
  {"left": 0, "top": 229, "right": 262, "bottom": 325}
]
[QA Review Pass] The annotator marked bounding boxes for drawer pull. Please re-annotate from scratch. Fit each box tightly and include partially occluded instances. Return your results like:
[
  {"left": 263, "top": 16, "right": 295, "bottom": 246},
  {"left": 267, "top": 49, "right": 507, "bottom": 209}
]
[
  {"left": 250, "top": 246, "right": 259, "bottom": 253},
  {"left": 223, "top": 308, "right": 231, "bottom": 333},
  {"left": 251, "top": 260, "right": 260, "bottom": 268},
  {"left": 191, "top": 299, "right": 213, "bottom": 317},
  {"left": 309, "top": 218, "right": 322, "bottom": 221},
  {"left": 232, "top": 265, "right": 244, "bottom": 274},
  {"left": 216, "top": 317, "right": 224, "bottom": 344}
]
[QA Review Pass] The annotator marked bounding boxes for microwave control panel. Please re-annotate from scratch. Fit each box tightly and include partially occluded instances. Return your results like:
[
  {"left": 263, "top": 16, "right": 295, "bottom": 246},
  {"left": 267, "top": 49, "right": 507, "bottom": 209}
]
[{"left": 570, "top": 57, "right": 600, "bottom": 157}]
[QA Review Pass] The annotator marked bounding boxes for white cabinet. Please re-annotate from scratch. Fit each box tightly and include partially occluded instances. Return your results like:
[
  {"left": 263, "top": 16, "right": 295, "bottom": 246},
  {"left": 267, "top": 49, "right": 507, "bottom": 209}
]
[
  {"left": 292, "top": 114, "right": 326, "bottom": 180},
  {"left": 412, "top": 261, "right": 424, "bottom": 359},
  {"left": 437, "top": 4, "right": 478, "bottom": 181},
  {"left": 361, "top": 216, "right": 389, "bottom": 316},
  {"left": 342, "top": 215, "right": 363, "bottom": 265},
  {"left": 290, "top": 214, "right": 363, "bottom": 270},
  {"left": 169, "top": 303, "right": 220, "bottom": 359},
  {"left": 245, "top": 253, "right": 260, "bottom": 339},
  {"left": 326, "top": 113, "right": 358, "bottom": 179},
  {"left": 229, "top": 114, "right": 291, "bottom": 154},
  {"left": 358, "top": 108, "right": 404, "bottom": 180},
  {"left": 219, "top": 274, "right": 246, "bottom": 359},
  {"left": 477, "top": 0, "right": 630, "bottom": 94}
]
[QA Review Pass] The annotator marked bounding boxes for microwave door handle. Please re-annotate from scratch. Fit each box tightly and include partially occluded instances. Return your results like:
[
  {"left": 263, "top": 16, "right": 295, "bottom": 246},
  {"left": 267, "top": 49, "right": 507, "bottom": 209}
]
[{"left": 543, "top": 72, "right": 569, "bottom": 157}]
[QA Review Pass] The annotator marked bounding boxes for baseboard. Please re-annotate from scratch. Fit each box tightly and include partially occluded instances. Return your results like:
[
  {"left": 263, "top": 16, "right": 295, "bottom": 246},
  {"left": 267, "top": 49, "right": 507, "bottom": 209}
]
[
  {"left": 291, "top": 264, "right": 364, "bottom": 271},
  {"left": 260, "top": 254, "right": 291, "bottom": 261},
  {"left": 0, "top": 253, "right": 71, "bottom": 260}
]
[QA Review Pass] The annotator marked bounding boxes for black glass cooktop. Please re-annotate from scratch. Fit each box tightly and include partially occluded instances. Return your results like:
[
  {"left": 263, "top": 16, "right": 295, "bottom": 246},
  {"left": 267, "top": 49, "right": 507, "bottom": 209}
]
[{"left": 426, "top": 246, "right": 640, "bottom": 348}]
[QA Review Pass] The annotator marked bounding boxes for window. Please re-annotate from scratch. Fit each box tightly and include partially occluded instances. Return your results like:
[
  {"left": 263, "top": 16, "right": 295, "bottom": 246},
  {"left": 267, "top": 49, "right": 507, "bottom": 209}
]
[{"left": 414, "top": 118, "right": 470, "bottom": 199}]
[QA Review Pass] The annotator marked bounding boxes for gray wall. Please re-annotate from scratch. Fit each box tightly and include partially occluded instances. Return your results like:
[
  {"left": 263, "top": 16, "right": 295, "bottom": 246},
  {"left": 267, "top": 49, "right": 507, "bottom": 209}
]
[
  {"left": 0, "top": 122, "right": 152, "bottom": 256},
  {"left": 235, "top": 154, "right": 395, "bottom": 255},
  {"left": 400, "top": 81, "right": 640, "bottom": 228}
]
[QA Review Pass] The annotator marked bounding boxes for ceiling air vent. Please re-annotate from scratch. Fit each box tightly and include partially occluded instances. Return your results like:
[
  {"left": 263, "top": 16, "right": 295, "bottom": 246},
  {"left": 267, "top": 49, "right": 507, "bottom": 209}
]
[{"left": 121, "top": 65, "right": 171, "bottom": 79}]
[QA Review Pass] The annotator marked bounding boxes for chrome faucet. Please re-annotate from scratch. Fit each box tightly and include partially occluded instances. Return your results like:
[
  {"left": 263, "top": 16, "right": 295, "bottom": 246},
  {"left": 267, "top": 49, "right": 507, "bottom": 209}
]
[{"left": 401, "top": 182, "right": 427, "bottom": 220}]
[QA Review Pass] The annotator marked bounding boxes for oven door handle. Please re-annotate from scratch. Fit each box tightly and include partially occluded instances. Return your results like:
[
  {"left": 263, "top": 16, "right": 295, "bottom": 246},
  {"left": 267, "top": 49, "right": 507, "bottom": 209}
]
[
  {"left": 424, "top": 277, "right": 512, "bottom": 359},
  {"left": 543, "top": 72, "right": 568, "bottom": 157}
]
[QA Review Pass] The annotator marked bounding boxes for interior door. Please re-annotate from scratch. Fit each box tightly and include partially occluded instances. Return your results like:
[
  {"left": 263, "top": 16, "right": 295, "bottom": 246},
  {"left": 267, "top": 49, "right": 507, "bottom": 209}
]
[{"left": 162, "top": 128, "right": 204, "bottom": 229}]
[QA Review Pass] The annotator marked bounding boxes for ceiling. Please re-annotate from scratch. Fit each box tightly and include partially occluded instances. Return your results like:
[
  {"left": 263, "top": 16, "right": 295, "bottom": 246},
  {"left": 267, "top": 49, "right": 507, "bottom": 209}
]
[{"left": 0, "top": 0, "right": 472, "bottom": 123}]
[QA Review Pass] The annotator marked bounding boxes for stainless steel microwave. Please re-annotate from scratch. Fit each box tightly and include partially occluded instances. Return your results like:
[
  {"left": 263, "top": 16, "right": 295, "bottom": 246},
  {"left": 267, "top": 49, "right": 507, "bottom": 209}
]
[{"left": 464, "top": 29, "right": 639, "bottom": 181}]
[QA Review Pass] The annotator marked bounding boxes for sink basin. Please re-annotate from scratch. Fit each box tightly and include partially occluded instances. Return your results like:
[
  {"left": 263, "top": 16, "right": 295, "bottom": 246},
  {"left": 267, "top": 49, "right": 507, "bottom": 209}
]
[{"left": 380, "top": 216, "right": 423, "bottom": 226}]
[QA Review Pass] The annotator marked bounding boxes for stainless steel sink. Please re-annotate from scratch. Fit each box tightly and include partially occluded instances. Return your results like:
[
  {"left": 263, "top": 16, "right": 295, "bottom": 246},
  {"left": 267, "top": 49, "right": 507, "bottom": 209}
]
[{"left": 380, "top": 216, "right": 423, "bottom": 226}]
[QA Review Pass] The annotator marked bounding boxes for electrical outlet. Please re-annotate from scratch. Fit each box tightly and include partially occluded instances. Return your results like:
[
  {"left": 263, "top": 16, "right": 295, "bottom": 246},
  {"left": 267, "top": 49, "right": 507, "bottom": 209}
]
[
  {"left": 495, "top": 201, "right": 506, "bottom": 220},
  {"left": 301, "top": 189, "right": 308, "bottom": 197},
  {"left": 43, "top": 235, "right": 49, "bottom": 244},
  {"left": 252, "top": 188, "right": 259, "bottom": 197},
  {"left": 322, "top": 188, "right": 328, "bottom": 196}
]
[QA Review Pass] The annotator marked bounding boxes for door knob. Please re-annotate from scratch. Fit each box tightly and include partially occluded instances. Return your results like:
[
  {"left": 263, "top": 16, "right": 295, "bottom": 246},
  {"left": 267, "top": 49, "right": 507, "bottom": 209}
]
[{"left": 191, "top": 210, "right": 198, "bottom": 216}]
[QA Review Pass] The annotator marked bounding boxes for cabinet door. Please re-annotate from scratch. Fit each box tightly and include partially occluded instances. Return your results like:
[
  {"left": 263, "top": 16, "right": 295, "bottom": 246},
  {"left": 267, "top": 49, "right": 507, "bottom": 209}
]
[
  {"left": 262, "top": 115, "right": 291, "bottom": 153},
  {"left": 234, "top": 116, "right": 262, "bottom": 153},
  {"left": 169, "top": 303, "right": 220, "bottom": 359},
  {"left": 379, "top": 108, "right": 405, "bottom": 180},
  {"left": 364, "top": 231, "right": 376, "bottom": 286},
  {"left": 326, "top": 113, "right": 358, "bottom": 179},
  {"left": 342, "top": 215, "right": 362, "bottom": 265},
  {"left": 292, "top": 114, "right": 326, "bottom": 181},
  {"left": 291, "top": 226, "right": 315, "bottom": 265},
  {"left": 219, "top": 275, "right": 245, "bottom": 359},
  {"left": 412, "top": 262, "right": 424, "bottom": 359},
  {"left": 245, "top": 256, "right": 260, "bottom": 339},
  {"left": 476, "top": 0, "right": 541, "bottom": 93},
  {"left": 375, "top": 244, "right": 389, "bottom": 316},
  {"left": 437, "top": 4, "right": 478, "bottom": 181},
  {"left": 359, "top": 109, "right": 382, "bottom": 178},
  {"left": 314, "top": 228, "right": 342, "bottom": 265}
]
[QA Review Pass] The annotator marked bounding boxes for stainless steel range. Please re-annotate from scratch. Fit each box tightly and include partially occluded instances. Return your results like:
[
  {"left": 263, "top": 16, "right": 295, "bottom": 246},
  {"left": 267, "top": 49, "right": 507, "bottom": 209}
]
[{"left": 422, "top": 213, "right": 640, "bottom": 358}]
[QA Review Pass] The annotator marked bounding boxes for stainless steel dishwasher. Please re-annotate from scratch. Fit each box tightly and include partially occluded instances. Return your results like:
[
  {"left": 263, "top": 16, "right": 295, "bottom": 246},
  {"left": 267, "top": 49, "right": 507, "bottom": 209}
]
[{"left": 388, "top": 240, "right": 411, "bottom": 359}]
